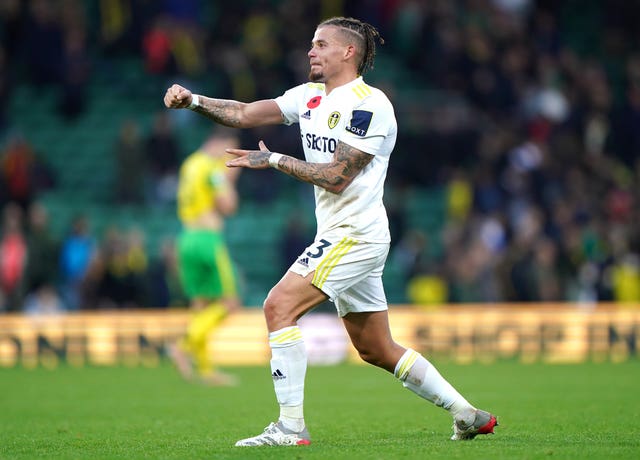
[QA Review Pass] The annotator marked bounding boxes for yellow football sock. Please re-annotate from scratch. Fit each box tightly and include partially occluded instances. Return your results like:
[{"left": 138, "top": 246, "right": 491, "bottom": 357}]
[{"left": 181, "top": 303, "right": 227, "bottom": 376}]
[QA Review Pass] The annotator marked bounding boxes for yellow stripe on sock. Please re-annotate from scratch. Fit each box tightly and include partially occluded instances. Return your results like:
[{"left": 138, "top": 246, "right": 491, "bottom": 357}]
[
  {"left": 312, "top": 237, "right": 356, "bottom": 289},
  {"left": 269, "top": 327, "right": 303, "bottom": 345},
  {"left": 272, "top": 329, "right": 302, "bottom": 344},
  {"left": 396, "top": 350, "right": 420, "bottom": 380}
]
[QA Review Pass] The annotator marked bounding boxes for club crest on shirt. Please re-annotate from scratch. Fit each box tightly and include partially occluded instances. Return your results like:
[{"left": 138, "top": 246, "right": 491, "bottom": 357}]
[
  {"left": 345, "top": 110, "right": 373, "bottom": 137},
  {"left": 327, "top": 111, "right": 340, "bottom": 129}
]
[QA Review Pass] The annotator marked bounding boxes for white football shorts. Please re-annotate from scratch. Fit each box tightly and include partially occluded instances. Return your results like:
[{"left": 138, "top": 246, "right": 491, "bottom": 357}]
[{"left": 288, "top": 235, "right": 390, "bottom": 317}]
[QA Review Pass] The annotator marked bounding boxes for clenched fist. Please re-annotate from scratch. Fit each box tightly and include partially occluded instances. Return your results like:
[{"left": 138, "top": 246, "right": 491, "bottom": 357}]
[{"left": 164, "top": 84, "right": 193, "bottom": 109}]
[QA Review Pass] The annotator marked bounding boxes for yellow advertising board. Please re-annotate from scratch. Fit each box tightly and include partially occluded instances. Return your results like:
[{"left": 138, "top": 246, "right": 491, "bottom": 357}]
[
  {"left": 0, "top": 304, "right": 638, "bottom": 368},
  {"left": 386, "top": 304, "right": 639, "bottom": 364}
]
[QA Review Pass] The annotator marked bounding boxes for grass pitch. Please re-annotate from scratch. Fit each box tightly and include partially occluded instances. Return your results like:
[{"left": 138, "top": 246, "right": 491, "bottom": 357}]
[{"left": 1, "top": 361, "right": 639, "bottom": 459}]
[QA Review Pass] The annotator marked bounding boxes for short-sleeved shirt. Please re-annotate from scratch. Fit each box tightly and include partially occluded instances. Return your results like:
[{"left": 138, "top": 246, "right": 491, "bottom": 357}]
[
  {"left": 177, "top": 151, "right": 227, "bottom": 224},
  {"left": 275, "top": 77, "right": 397, "bottom": 243}
]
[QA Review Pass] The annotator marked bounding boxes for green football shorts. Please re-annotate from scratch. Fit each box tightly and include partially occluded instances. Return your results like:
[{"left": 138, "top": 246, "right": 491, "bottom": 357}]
[{"left": 177, "top": 229, "right": 237, "bottom": 299}]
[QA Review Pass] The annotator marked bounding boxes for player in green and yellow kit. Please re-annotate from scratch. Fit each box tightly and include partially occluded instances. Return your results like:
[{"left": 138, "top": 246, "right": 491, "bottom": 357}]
[{"left": 169, "top": 129, "right": 242, "bottom": 386}]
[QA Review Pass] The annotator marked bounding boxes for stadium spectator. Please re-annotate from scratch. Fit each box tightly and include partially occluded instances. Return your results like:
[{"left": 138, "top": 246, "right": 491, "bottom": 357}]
[
  {"left": 0, "top": 134, "right": 36, "bottom": 211},
  {"left": 142, "top": 16, "right": 174, "bottom": 75},
  {"left": 113, "top": 119, "right": 145, "bottom": 204},
  {"left": 22, "top": 202, "right": 60, "bottom": 299},
  {"left": 166, "top": 17, "right": 206, "bottom": 78},
  {"left": 79, "top": 234, "right": 108, "bottom": 310},
  {"left": 84, "top": 225, "right": 149, "bottom": 310},
  {"left": 0, "top": 133, "right": 56, "bottom": 212},
  {"left": 58, "top": 25, "right": 92, "bottom": 120},
  {"left": 99, "top": 226, "right": 132, "bottom": 309},
  {"left": 146, "top": 237, "right": 187, "bottom": 308},
  {"left": 0, "top": 202, "right": 27, "bottom": 311},
  {"left": 406, "top": 269, "right": 449, "bottom": 307},
  {"left": 59, "top": 214, "right": 96, "bottom": 311},
  {"left": 96, "top": 0, "right": 146, "bottom": 56},
  {"left": 392, "top": 228, "right": 430, "bottom": 282},
  {"left": 123, "top": 227, "right": 150, "bottom": 305},
  {"left": 528, "top": 236, "right": 565, "bottom": 301},
  {"left": 144, "top": 111, "right": 181, "bottom": 205},
  {"left": 447, "top": 237, "right": 501, "bottom": 303},
  {"left": 164, "top": 16, "right": 497, "bottom": 446},
  {"left": 23, "top": 284, "right": 64, "bottom": 316}
]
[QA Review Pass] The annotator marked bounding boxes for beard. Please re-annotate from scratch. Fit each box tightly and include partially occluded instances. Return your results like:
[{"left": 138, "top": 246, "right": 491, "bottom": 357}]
[{"left": 308, "top": 68, "right": 325, "bottom": 82}]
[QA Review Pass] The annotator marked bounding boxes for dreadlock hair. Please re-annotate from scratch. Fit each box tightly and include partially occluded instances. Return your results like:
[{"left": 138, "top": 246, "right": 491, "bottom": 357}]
[{"left": 319, "top": 17, "right": 384, "bottom": 75}]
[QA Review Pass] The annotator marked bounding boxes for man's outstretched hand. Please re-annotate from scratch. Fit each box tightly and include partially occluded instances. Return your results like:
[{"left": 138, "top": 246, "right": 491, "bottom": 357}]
[{"left": 226, "top": 140, "right": 273, "bottom": 169}]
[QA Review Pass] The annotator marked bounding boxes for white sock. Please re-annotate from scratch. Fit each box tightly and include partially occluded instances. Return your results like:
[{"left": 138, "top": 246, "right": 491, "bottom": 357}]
[
  {"left": 395, "top": 349, "right": 475, "bottom": 421},
  {"left": 269, "top": 326, "right": 307, "bottom": 432}
]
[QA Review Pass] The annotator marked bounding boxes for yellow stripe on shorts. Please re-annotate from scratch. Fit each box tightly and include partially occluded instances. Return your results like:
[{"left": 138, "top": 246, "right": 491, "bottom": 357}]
[
  {"left": 396, "top": 349, "right": 420, "bottom": 380},
  {"left": 214, "top": 245, "right": 237, "bottom": 296},
  {"left": 269, "top": 326, "right": 303, "bottom": 345},
  {"left": 312, "top": 237, "right": 357, "bottom": 289}
]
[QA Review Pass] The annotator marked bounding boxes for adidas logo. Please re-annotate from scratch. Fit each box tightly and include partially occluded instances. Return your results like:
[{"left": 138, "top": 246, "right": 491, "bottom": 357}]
[
  {"left": 297, "top": 257, "right": 309, "bottom": 267},
  {"left": 300, "top": 110, "right": 311, "bottom": 120},
  {"left": 272, "top": 369, "right": 286, "bottom": 380}
]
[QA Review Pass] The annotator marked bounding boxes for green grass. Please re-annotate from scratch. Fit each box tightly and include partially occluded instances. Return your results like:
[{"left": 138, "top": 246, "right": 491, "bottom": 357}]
[{"left": 1, "top": 361, "right": 639, "bottom": 459}]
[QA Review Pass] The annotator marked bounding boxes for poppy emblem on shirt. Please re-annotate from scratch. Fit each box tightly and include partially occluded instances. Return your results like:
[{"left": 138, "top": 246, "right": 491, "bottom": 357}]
[
  {"left": 307, "top": 96, "right": 322, "bottom": 109},
  {"left": 328, "top": 111, "right": 341, "bottom": 129}
]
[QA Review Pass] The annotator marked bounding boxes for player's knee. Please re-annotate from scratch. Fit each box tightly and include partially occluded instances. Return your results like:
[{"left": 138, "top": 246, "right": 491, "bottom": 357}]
[
  {"left": 355, "top": 345, "right": 384, "bottom": 368},
  {"left": 262, "top": 296, "right": 279, "bottom": 322},
  {"left": 354, "top": 340, "right": 400, "bottom": 371},
  {"left": 262, "top": 292, "right": 295, "bottom": 327}
]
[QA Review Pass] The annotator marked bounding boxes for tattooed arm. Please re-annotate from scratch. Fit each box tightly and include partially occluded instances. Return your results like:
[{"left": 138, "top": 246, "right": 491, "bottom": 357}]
[
  {"left": 163, "top": 84, "right": 283, "bottom": 128},
  {"left": 226, "top": 140, "right": 374, "bottom": 194}
]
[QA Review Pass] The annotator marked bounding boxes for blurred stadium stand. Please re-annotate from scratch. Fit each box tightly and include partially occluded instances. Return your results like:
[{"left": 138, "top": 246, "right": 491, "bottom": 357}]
[{"left": 3, "top": 0, "right": 640, "bottom": 311}]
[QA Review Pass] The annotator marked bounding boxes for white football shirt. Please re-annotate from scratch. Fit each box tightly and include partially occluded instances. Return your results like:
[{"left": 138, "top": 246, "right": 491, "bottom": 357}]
[{"left": 275, "top": 77, "right": 397, "bottom": 243}]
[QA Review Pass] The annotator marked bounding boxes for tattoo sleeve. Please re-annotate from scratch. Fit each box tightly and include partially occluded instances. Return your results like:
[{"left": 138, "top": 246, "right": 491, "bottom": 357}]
[
  {"left": 278, "top": 142, "right": 374, "bottom": 194},
  {"left": 192, "top": 98, "right": 245, "bottom": 127}
]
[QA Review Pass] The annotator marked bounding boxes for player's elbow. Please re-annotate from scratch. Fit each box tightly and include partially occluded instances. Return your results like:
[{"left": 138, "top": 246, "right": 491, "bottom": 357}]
[
  {"left": 325, "top": 184, "right": 346, "bottom": 194},
  {"left": 324, "top": 176, "right": 353, "bottom": 194}
]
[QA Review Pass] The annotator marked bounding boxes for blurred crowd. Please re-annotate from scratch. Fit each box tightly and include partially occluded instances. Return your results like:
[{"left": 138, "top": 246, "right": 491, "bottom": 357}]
[
  {"left": 1, "top": 0, "right": 640, "bottom": 312},
  {"left": 381, "top": 0, "right": 640, "bottom": 305},
  {"left": 0, "top": 199, "right": 188, "bottom": 313}
]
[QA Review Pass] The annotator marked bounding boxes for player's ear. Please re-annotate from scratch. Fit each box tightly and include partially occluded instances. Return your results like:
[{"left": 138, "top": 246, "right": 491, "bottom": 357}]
[{"left": 344, "top": 44, "right": 356, "bottom": 60}]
